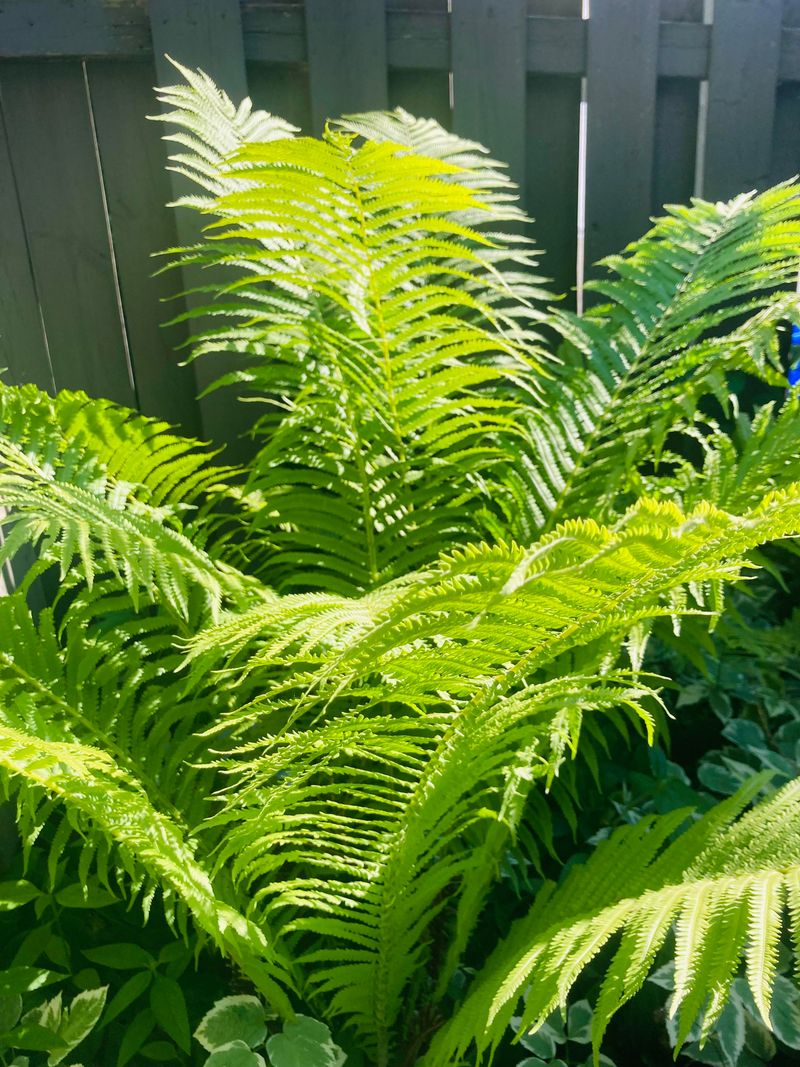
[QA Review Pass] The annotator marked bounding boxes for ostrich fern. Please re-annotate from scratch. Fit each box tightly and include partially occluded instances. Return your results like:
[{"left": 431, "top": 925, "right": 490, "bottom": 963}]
[{"left": 2, "top": 63, "right": 800, "bottom": 1065}]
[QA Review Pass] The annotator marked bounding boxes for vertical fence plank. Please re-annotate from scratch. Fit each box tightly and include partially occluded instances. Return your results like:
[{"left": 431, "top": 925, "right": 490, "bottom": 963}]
[
  {"left": 306, "top": 0, "right": 388, "bottom": 132},
  {"left": 452, "top": 0, "right": 527, "bottom": 192},
  {"left": 387, "top": 0, "right": 451, "bottom": 129},
  {"left": 584, "top": 0, "right": 660, "bottom": 270},
  {"left": 526, "top": 0, "right": 582, "bottom": 302},
  {"left": 652, "top": 0, "right": 701, "bottom": 213},
  {"left": 87, "top": 60, "right": 201, "bottom": 436},
  {"left": 248, "top": 62, "right": 313, "bottom": 132},
  {"left": 149, "top": 0, "right": 252, "bottom": 457},
  {"left": 0, "top": 61, "right": 135, "bottom": 406},
  {"left": 0, "top": 98, "right": 52, "bottom": 391},
  {"left": 771, "top": 0, "right": 800, "bottom": 186},
  {"left": 701, "top": 0, "right": 782, "bottom": 200}
]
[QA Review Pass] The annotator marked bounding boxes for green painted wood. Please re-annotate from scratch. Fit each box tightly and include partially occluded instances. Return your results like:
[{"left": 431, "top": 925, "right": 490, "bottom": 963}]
[
  {"left": 701, "top": 0, "right": 782, "bottom": 200},
  {"left": 0, "top": 0, "right": 150, "bottom": 58},
  {"left": 584, "top": 0, "right": 660, "bottom": 270},
  {"left": 86, "top": 59, "right": 201, "bottom": 435},
  {"left": 305, "top": 0, "right": 388, "bottom": 133},
  {"left": 0, "top": 61, "right": 135, "bottom": 405},
  {"left": 388, "top": 68, "right": 451, "bottom": 130},
  {"left": 242, "top": 0, "right": 306, "bottom": 63},
  {"left": 149, "top": 0, "right": 254, "bottom": 458},
  {"left": 247, "top": 60, "right": 312, "bottom": 132},
  {"left": 0, "top": 99, "right": 52, "bottom": 390},
  {"left": 387, "top": 0, "right": 449, "bottom": 72},
  {"left": 452, "top": 0, "right": 528, "bottom": 192},
  {"left": 525, "top": 0, "right": 582, "bottom": 304},
  {"left": 652, "top": 78, "right": 699, "bottom": 214}
]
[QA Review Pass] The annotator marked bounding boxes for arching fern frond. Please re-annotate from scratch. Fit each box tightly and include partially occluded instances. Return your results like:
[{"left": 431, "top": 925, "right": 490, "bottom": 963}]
[
  {"left": 517, "top": 185, "right": 800, "bottom": 533},
  {"left": 0, "top": 379, "right": 262, "bottom": 619},
  {"left": 424, "top": 772, "right": 800, "bottom": 1067},
  {"left": 153, "top": 56, "right": 296, "bottom": 205},
  {"left": 163, "top": 129, "right": 548, "bottom": 593},
  {"left": 184, "top": 486, "right": 800, "bottom": 1061}
]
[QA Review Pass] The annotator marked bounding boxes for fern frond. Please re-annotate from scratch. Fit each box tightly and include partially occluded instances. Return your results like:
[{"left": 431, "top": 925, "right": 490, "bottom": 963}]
[
  {"left": 153, "top": 57, "right": 296, "bottom": 204},
  {"left": 156, "top": 78, "right": 554, "bottom": 593},
  {"left": 518, "top": 185, "right": 800, "bottom": 531},
  {"left": 0, "top": 380, "right": 261, "bottom": 619},
  {"left": 183, "top": 487, "right": 800, "bottom": 1059},
  {"left": 423, "top": 773, "right": 800, "bottom": 1066}
]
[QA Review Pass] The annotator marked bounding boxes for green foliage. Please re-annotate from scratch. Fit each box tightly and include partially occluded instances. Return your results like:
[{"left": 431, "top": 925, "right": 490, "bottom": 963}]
[{"left": 3, "top": 62, "right": 800, "bottom": 1067}]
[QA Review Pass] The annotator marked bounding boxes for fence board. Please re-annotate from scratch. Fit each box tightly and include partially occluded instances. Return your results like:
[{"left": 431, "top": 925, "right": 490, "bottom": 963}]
[
  {"left": 653, "top": 78, "right": 699, "bottom": 214},
  {"left": 149, "top": 0, "right": 253, "bottom": 457},
  {"left": 86, "top": 60, "right": 201, "bottom": 435},
  {"left": 386, "top": 0, "right": 450, "bottom": 129},
  {"left": 525, "top": 0, "right": 581, "bottom": 302},
  {"left": 248, "top": 61, "right": 313, "bottom": 132},
  {"left": 306, "top": 0, "right": 388, "bottom": 132},
  {"left": 452, "top": 0, "right": 528, "bottom": 192},
  {"left": 701, "top": 0, "right": 782, "bottom": 200},
  {"left": 584, "top": 0, "right": 660, "bottom": 269},
  {"left": 0, "top": 102, "right": 52, "bottom": 390},
  {"left": 0, "top": 61, "right": 135, "bottom": 405}
]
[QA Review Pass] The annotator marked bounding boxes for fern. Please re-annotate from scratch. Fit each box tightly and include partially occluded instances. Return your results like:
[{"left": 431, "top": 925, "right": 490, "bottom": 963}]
[{"left": 3, "top": 65, "right": 800, "bottom": 1067}]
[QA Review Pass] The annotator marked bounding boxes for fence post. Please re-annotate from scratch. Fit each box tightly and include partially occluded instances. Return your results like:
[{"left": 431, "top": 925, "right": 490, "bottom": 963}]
[
  {"left": 700, "top": 0, "right": 782, "bottom": 201},
  {"left": 148, "top": 0, "right": 253, "bottom": 458},
  {"left": 584, "top": 0, "right": 660, "bottom": 271},
  {"left": 306, "top": 0, "right": 388, "bottom": 133}
]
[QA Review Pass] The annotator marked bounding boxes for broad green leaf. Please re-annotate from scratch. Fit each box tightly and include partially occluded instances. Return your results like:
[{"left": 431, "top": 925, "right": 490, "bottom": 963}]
[
  {"left": 206, "top": 1040, "right": 266, "bottom": 1067},
  {"left": 265, "top": 1017, "right": 346, "bottom": 1067},
  {"left": 0, "top": 880, "right": 39, "bottom": 910},
  {"left": 101, "top": 971, "right": 152, "bottom": 1029},
  {"left": 54, "top": 883, "right": 117, "bottom": 909},
  {"left": 194, "top": 995, "right": 267, "bottom": 1051},
  {"left": 149, "top": 976, "right": 190, "bottom": 1053},
  {"left": 0, "top": 970, "right": 64, "bottom": 997},
  {"left": 567, "top": 1001, "right": 593, "bottom": 1045},
  {"left": 117, "top": 1008, "right": 155, "bottom": 1067},
  {"left": 83, "top": 944, "right": 155, "bottom": 971},
  {"left": 0, "top": 995, "right": 22, "bottom": 1032},
  {"left": 769, "top": 974, "right": 800, "bottom": 1050},
  {"left": 49, "top": 987, "right": 107, "bottom": 1066}
]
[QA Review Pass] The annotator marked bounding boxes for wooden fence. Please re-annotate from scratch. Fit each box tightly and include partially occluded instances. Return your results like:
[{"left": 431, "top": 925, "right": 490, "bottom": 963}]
[{"left": 2, "top": 0, "right": 800, "bottom": 451}]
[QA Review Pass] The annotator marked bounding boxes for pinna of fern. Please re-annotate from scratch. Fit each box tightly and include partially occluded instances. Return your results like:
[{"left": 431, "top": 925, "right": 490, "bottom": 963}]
[{"left": 1, "top": 62, "right": 800, "bottom": 1067}]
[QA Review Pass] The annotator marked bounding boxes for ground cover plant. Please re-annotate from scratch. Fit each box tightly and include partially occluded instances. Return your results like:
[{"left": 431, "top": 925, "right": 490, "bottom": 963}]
[{"left": 2, "top": 63, "right": 800, "bottom": 1066}]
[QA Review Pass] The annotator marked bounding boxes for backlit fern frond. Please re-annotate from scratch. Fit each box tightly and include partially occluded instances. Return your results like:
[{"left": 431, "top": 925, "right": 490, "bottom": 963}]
[
  {"left": 161, "top": 130, "right": 549, "bottom": 594},
  {"left": 153, "top": 57, "right": 296, "bottom": 205}
]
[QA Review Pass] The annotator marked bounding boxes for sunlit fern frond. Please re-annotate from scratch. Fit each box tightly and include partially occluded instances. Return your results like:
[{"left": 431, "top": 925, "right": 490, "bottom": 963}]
[
  {"left": 424, "top": 772, "right": 800, "bottom": 1067},
  {"left": 153, "top": 56, "right": 296, "bottom": 204},
  {"left": 159, "top": 125, "right": 550, "bottom": 593},
  {"left": 0, "top": 379, "right": 261, "bottom": 620},
  {"left": 183, "top": 487, "right": 800, "bottom": 1060}
]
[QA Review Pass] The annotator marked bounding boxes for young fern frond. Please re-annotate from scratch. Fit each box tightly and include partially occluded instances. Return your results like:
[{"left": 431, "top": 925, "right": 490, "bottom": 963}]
[{"left": 156, "top": 99, "right": 553, "bottom": 593}]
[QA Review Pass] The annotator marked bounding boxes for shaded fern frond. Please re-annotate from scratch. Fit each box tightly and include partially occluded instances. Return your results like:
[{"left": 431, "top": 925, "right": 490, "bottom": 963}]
[
  {"left": 424, "top": 773, "right": 800, "bottom": 1066},
  {"left": 519, "top": 185, "right": 800, "bottom": 532}
]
